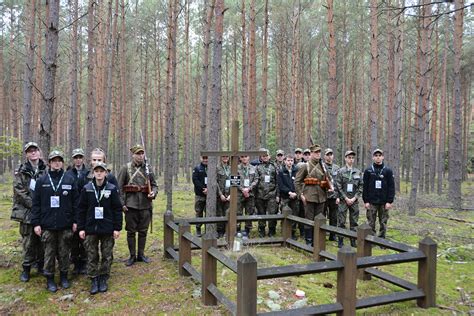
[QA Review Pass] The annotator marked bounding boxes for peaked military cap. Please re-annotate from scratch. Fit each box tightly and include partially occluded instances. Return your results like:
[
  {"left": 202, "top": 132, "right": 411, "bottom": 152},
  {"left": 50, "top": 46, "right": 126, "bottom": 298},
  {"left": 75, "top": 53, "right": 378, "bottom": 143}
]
[
  {"left": 309, "top": 144, "right": 321, "bottom": 152},
  {"left": 71, "top": 148, "right": 85, "bottom": 158},
  {"left": 24, "top": 142, "right": 39, "bottom": 153},
  {"left": 345, "top": 150, "right": 356, "bottom": 157},
  {"left": 276, "top": 149, "right": 285, "bottom": 156},
  {"left": 372, "top": 148, "right": 384, "bottom": 155},
  {"left": 48, "top": 150, "right": 64, "bottom": 161},
  {"left": 294, "top": 148, "right": 303, "bottom": 153},
  {"left": 130, "top": 144, "right": 145, "bottom": 154},
  {"left": 324, "top": 148, "right": 333, "bottom": 155},
  {"left": 259, "top": 148, "right": 270, "bottom": 156},
  {"left": 92, "top": 161, "right": 108, "bottom": 171},
  {"left": 303, "top": 148, "right": 311, "bottom": 154}
]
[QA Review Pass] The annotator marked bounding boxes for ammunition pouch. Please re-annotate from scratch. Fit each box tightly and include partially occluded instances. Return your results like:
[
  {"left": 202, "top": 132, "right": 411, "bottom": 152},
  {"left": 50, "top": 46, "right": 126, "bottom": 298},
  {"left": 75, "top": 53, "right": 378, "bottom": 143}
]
[
  {"left": 304, "top": 178, "right": 320, "bottom": 185},
  {"left": 123, "top": 184, "right": 149, "bottom": 193}
]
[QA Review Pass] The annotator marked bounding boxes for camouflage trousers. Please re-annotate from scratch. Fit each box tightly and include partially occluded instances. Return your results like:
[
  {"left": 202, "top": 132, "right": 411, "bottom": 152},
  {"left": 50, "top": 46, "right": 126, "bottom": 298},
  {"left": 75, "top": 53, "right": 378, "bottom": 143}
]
[
  {"left": 325, "top": 198, "right": 338, "bottom": 229},
  {"left": 194, "top": 195, "right": 206, "bottom": 230},
  {"left": 84, "top": 234, "right": 115, "bottom": 278},
  {"left": 19, "top": 223, "right": 43, "bottom": 266},
  {"left": 41, "top": 229, "right": 73, "bottom": 275},
  {"left": 256, "top": 197, "right": 278, "bottom": 231},
  {"left": 237, "top": 196, "right": 255, "bottom": 232},
  {"left": 366, "top": 204, "right": 389, "bottom": 238},
  {"left": 216, "top": 199, "right": 229, "bottom": 235},
  {"left": 337, "top": 202, "right": 360, "bottom": 232}
]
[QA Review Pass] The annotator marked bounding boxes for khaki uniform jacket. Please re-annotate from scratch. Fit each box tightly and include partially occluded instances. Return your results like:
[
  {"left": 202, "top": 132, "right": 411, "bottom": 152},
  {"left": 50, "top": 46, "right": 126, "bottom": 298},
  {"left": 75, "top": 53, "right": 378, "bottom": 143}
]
[
  {"left": 237, "top": 163, "right": 258, "bottom": 198},
  {"left": 255, "top": 162, "right": 278, "bottom": 200},
  {"left": 295, "top": 158, "right": 327, "bottom": 204},
  {"left": 335, "top": 166, "right": 363, "bottom": 200},
  {"left": 117, "top": 161, "right": 158, "bottom": 210}
]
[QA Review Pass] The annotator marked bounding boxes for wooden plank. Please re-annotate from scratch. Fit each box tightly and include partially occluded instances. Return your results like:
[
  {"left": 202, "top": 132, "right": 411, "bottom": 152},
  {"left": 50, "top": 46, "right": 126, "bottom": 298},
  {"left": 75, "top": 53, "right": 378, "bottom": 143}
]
[
  {"left": 320, "top": 250, "right": 337, "bottom": 261},
  {"left": 417, "top": 237, "right": 437, "bottom": 308},
  {"left": 201, "top": 150, "right": 267, "bottom": 156},
  {"left": 166, "top": 247, "right": 178, "bottom": 261},
  {"left": 257, "top": 302, "right": 343, "bottom": 315},
  {"left": 182, "top": 262, "right": 201, "bottom": 283},
  {"left": 243, "top": 237, "right": 285, "bottom": 246},
  {"left": 176, "top": 216, "right": 229, "bottom": 225},
  {"left": 365, "top": 267, "right": 418, "bottom": 290},
  {"left": 257, "top": 260, "right": 344, "bottom": 279},
  {"left": 337, "top": 246, "right": 357, "bottom": 315},
  {"left": 167, "top": 221, "right": 179, "bottom": 233},
  {"left": 366, "top": 235, "right": 418, "bottom": 252},
  {"left": 179, "top": 223, "right": 191, "bottom": 277},
  {"left": 164, "top": 211, "right": 175, "bottom": 259},
  {"left": 287, "top": 214, "right": 314, "bottom": 226},
  {"left": 237, "top": 253, "right": 257, "bottom": 316},
  {"left": 321, "top": 224, "right": 358, "bottom": 238},
  {"left": 207, "top": 284, "right": 236, "bottom": 315},
  {"left": 285, "top": 237, "right": 312, "bottom": 252},
  {"left": 313, "top": 214, "right": 327, "bottom": 262},
  {"left": 357, "top": 224, "right": 373, "bottom": 280},
  {"left": 202, "top": 236, "right": 217, "bottom": 305},
  {"left": 356, "top": 289, "right": 425, "bottom": 309},
  {"left": 207, "top": 247, "right": 238, "bottom": 273},
  {"left": 237, "top": 214, "right": 285, "bottom": 221},
  {"left": 182, "top": 231, "right": 203, "bottom": 248},
  {"left": 357, "top": 251, "right": 425, "bottom": 269}
]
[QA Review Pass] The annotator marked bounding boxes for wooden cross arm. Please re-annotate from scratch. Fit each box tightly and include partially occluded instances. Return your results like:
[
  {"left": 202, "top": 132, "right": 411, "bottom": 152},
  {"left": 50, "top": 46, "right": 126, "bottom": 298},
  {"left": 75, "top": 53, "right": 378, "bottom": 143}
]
[{"left": 201, "top": 150, "right": 267, "bottom": 157}]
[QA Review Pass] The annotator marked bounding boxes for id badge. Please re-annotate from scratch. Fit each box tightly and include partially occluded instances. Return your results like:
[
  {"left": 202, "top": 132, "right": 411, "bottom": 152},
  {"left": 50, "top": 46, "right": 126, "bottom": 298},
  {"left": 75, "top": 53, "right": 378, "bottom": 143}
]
[
  {"left": 264, "top": 175, "right": 271, "bottom": 183},
  {"left": 347, "top": 183, "right": 353, "bottom": 192},
  {"left": 95, "top": 207, "right": 104, "bottom": 219},
  {"left": 244, "top": 179, "right": 250, "bottom": 187},
  {"left": 29, "top": 179, "right": 36, "bottom": 191},
  {"left": 204, "top": 177, "right": 208, "bottom": 185},
  {"left": 225, "top": 179, "right": 231, "bottom": 188},
  {"left": 375, "top": 180, "right": 382, "bottom": 189},
  {"left": 50, "top": 196, "right": 60, "bottom": 208}
]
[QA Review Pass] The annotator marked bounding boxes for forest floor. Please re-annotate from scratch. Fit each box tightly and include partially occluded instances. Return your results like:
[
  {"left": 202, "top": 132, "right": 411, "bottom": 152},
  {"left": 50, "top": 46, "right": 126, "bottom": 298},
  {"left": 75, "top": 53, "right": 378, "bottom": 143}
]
[{"left": 0, "top": 174, "right": 472, "bottom": 315}]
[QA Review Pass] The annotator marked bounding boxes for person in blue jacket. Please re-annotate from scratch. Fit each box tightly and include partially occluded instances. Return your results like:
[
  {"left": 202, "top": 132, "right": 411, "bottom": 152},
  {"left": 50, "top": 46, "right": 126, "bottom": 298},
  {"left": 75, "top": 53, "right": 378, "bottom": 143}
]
[{"left": 78, "top": 162, "right": 122, "bottom": 294}]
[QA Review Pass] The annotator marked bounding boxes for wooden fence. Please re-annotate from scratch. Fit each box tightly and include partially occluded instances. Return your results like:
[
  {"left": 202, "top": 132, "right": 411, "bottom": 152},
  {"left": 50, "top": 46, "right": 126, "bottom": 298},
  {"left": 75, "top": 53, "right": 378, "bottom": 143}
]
[{"left": 163, "top": 210, "right": 437, "bottom": 315}]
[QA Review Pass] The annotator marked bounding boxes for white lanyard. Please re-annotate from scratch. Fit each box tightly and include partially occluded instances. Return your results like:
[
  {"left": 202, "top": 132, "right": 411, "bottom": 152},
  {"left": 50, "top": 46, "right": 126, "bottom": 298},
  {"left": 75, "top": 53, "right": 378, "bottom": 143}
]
[
  {"left": 93, "top": 183, "right": 106, "bottom": 205},
  {"left": 48, "top": 172, "right": 65, "bottom": 194}
]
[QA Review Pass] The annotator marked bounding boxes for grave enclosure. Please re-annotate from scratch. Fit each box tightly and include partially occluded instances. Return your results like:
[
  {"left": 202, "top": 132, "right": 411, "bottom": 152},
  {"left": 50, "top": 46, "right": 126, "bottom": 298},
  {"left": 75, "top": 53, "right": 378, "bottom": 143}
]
[{"left": 163, "top": 210, "right": 437, "bottom": 315}]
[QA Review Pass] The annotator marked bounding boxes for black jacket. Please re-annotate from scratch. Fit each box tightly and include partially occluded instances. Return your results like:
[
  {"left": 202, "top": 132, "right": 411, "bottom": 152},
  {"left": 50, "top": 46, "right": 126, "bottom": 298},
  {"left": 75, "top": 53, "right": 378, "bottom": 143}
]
[
  {"left": 66, "top": 165, "right": 90, "bottom": 183},
  {"left": 362, "top": 163, "right": 395, "bottom": 205},
  {"left": 277, "top": 166, "right": 298, "bottom": 199},
  {"left": 77, "top": 170, "right": 119, "bottom": 193},
  {"left": 31, "top": 169, "right": 79, "bottom": 230},
  {"left": 77, "top": 179, "right": 123, "bottom": 235},
  {"left": 192, "top": 163, "right": 207, "bottom": 197}
]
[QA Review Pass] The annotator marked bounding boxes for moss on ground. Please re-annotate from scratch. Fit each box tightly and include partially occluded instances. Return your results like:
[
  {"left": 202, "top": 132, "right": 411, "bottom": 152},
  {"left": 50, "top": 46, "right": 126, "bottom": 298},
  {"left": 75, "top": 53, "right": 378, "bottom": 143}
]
[{"left": 0, "top": 174, "right": 472, "bottom": 315}]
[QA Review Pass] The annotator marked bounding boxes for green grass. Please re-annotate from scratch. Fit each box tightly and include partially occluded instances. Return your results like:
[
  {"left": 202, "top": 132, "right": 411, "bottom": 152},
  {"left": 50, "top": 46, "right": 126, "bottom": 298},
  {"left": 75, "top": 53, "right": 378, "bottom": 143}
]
[{"left": 0, "top": 174, "right": 473, "bottom": 314}]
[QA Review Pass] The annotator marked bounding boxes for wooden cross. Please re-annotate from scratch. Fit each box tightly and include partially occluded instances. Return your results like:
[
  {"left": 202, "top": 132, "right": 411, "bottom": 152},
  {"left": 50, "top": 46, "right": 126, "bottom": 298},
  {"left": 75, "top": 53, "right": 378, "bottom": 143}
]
[{"left": 201, "top": 120, "right": 265, "bottom": 247}]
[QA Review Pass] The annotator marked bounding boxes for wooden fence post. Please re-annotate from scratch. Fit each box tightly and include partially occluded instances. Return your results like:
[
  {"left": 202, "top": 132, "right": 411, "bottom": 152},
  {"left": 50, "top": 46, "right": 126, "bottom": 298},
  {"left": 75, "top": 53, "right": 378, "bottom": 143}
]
[
  {"left": 417, "top": 237, "right": 437, "bottom": 308},
  {"left": 313, "top": 213, "right": 327, "bottom": 261},
  {"left": 178, "top": 221, "right": 191, "bottom": 276},
  {"left": 163, "top": 210, "right": 174, "bottom": 259},
  {"left": 202, "top": 233, "right": 217, "bottom": 306},
  {"left": 337, "top": 246, "right": 357, "bottom": 316},
  {"left": 281, "top": 206, "right": 292, "bottom": 246},
  {"left": 237, "top": 253, "right": 257, "bottom": 316},
  {"left": 356, "top": 223, "right": 372, "bottom": 280}
]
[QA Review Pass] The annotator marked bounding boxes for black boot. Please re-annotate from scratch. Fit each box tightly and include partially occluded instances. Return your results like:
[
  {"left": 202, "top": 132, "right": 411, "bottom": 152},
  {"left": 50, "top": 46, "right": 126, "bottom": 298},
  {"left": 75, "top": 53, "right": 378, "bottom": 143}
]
[
  {"left": 20, "top": 265, "right": 31, "bottom": 282},
  {"left": 79, "top": 260, "right": 87, "bottom": 274},
  {"left": 90, "top": 277, "right": 99, "bottom": 295},
  {"left": 73, "top": 260, "right": 81, "bottom": 275},
  {"left": 196, "top": 227, "right": 202, "bottom": 237},
  {"left": 99, "top": 275, "right": 108, "bottom": 292},
  {"left": 137, "top": 254, "right": 151, "bottom": 263},
  {"left": 60, "top": 272, "right": 70, "bottom": 289},
  {"left": 125, "top": 255, "right": 136, "bottom": 266},
  {"left": 329, "top": 233, "right": 336, "bottom": 241},
  {"left": 268, "top": 228, "right": 276, "bottom": 237},
  {"left": 46, "top": 275, "right": 57, "bottom": 293},
  {"left": 350, "top": 239, "right": 357, "bottom": 248},
  {"left": 36, "top": 261, "right": 44, "bottom": 275},
  {"left": 258, "top": 227, "right": 266, "bottom": 238},
  {"left": 338, "top": 237, "right": 344, "bottom": 248},
  {"left": 305, "top": 228, "right": 313, "bottom": 246}
]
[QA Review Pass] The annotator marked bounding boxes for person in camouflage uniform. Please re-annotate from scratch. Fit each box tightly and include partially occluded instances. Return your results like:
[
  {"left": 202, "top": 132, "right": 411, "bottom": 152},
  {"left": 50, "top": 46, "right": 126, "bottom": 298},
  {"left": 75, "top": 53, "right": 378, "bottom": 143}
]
[
  {"left": 274, "top": 149, "right": 285, "bottom": 172},
  {"left": 31, "top": 150, "right": 79, "bottom": 292},
  {"left": 294, "top": 148, "right": 304, "bottom": 164},
  {"left": 255, "top": 149, "right": 278, "bottom": 237},
  {"left": 11, "top": 142, "right": 47, "bottom": 282},
  {"left": 335, "top": 150, "right": 363, "bottom": 248},
  {"left": 323, "top": 148, "right": 340, "bottom": 241},
  {"left": 295, "top": 144, "right": 331, "bottom": 245},
  {"left": 216, "top": 155, "right": 231, "bottom": 238},
  {"left": 78, "top": 162, "right": 122, "bottom": 294},
  {"left": 117, "top": 145, "right": 158, "bottom": 266},
  {"left": 237, "top": 155, "right": 258, "bottom": 235},
  {"left": 192, "top": 155, "right": 208, "bottom": 237}
]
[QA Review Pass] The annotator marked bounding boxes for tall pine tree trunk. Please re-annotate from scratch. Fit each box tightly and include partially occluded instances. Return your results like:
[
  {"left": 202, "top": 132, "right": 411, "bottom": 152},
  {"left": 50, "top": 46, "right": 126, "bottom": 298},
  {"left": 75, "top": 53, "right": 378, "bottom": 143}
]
[
  {"left": 22, "top": 0, "right": 36, "bottom": 142},
  {"left": 326, "top": 0, "right": 338, "bottom": 148}
]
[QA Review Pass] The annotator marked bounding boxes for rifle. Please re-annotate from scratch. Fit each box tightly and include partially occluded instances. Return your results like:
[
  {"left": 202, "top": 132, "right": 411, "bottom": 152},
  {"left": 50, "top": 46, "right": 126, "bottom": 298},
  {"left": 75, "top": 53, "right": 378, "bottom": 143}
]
[
  {"left": 309, "top": 135, "right": 334, "bottom": 192},
  {"left": 140, "top": 130, "right": 153, "bottom": 233}
]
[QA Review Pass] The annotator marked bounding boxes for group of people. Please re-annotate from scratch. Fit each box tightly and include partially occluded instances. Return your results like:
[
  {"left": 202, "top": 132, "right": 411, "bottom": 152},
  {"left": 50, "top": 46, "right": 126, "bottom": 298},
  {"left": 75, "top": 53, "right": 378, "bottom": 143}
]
[
  {"left": 192, "top": 144, "right": 395, "bottom": 247},
  {"left": 12, "top": 142, "right": 157, "bottom": 294}
]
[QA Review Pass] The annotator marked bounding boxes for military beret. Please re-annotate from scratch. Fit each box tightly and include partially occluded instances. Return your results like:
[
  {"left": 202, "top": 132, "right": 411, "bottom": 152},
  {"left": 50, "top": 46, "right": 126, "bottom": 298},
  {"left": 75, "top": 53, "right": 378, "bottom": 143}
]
[
  {"left": 48, "top": 150, "right": 64, "bottom": 161},
  {"left": 372, "top": 148, "right": 384, "bottom": 155},
  {"left": 309, "top": 144, "right": 321, "bottom": 152},
  {"left": 24, "top": 142, "right": 39, "bottom": 153},
  {"left": 303, "top": 148, "right": 311, "bottom": 154},
  {"left": 294, "top": 148, "right": 303, "bottom": 153},
  {"left": 324, "top": 148, "right": 333, "bottom": 155},
  {"left": 130, "top": 144, "right": 145, "bottom": 154},
  {"left": 71, "top": 148, "right": 85, "bottom": 158},
  {"left": 92, "top": 161, "right": 108, "bottom": 171},
  {"left": 345, "top": 150, "right": 356, "bottom": 157},
  {"left": 276, "top": 149, "right": 285, "bottom": 156}
]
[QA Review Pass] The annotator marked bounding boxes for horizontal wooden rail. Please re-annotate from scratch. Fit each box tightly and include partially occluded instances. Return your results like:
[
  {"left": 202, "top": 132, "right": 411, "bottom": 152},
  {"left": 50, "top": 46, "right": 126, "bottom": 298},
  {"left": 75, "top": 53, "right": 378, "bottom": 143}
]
[
  {"left": 357, "top": 251, "right": 425, "bottom": 269},
  {"left": 207, "top": 284, "right": 236, "bottom": 315},
  {"left": 167, "top": 221, "right": 179, "bottom": 233},
  {"left": 258, "top": 302, "right": 343, "bottom": 315},
  {"left": 166, "top": 247, "right": 179, "bottom": 261},
  {"left": 257, "top": 260, "right": 344, "bottom": 279},
  {"left": 207, "top": 247, "right": 238, "bottom": 273},
  {"left": 319, "top": 250, "right": 337, "bottom": 261},
  {"left": 366, "top": 235, "right": 419, "bottom": 252},
  {"left": 182, "top": 262, "right": 201, "bottom": 283},
  {"left": 321, "top": 224, "right": 358, "bottom": 238},
  {"left": 182, "top": 231, "right": 203, "bottom": 248},
  {"left": 286, "top": 214, "right": 314, "bottom": 226},
  {"left": 176, "top": 216, "right": 229, "bottom": 225},
  {"left": 285, "top": 238, "right": 312, "bottom": 252},
  {"left": 365, "top": 267, "right": 418, "bottom": 290},
  {"left": 237, "top": 214, "right": 285, "bottom": 221},
  {"left": 356, "top": 289, "right": 425, "bottom": 309},
  {"left": 240, "top": 237, "right": 284, "bottom": 246}
]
